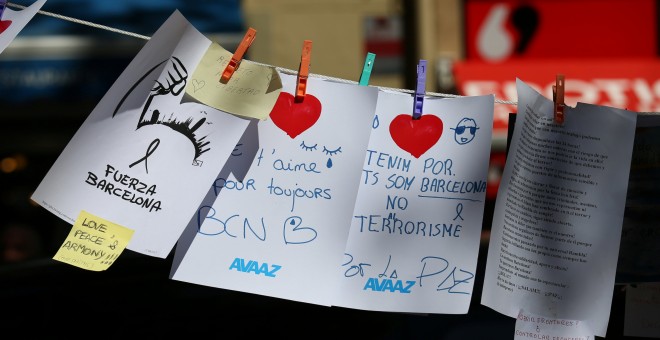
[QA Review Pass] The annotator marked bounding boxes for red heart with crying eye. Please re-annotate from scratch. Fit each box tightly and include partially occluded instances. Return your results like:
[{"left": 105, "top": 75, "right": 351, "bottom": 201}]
[
  {"left": 269, "top": 92, "right": 322, "bottom": 139},
  {"left": 389, "top": 114, "right": 443, "bottom": 158},
  {"left": 0, "top": 20, "right": 13, "bottom": 34}
]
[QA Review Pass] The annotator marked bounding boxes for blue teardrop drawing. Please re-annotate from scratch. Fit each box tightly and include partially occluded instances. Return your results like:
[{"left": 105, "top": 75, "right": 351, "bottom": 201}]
[
  {"left": 327, "top": 158, "right": 333, "bottom": 168},
  {"left": 372, "top": 115, "right": 380, "bottom": 129}
]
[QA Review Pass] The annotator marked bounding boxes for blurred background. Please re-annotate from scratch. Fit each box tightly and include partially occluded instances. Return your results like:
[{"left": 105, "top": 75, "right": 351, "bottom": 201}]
[{"left": 1, "top": 0, "right": 657, "bottom": 338}]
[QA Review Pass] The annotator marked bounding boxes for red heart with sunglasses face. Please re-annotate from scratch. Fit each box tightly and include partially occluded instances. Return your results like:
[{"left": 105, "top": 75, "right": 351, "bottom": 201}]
[
  {"left": 269, "top": 92, "right": 322, "bottom": 139},
  {"left": 0, "top": 20, "right": 12, "bottom": 34},
  {"left": 389, "top": 114, "right": 443, "bottom": 158}
]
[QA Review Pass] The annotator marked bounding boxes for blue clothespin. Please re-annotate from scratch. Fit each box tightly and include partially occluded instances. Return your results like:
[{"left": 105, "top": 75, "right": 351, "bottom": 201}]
[
  {"left": 413, "top": 59, "right": 427, "bottom": 119},
  {"left": 359, "top": 52, "right": 376, "bottom": 86},
  {"left": 0, "top": 0, "right": 8, "bottom": 20}
]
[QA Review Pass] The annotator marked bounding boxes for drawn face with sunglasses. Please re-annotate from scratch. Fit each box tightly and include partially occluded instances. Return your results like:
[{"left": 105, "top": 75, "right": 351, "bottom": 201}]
[{"left": 451, "top": 118, "right": 480, "bottom": 145}]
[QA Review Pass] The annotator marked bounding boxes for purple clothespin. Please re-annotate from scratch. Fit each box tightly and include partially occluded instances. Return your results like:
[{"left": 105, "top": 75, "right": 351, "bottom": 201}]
[
  {"left": 413, "top": 59, "right": 427, "bottom": 119},
  {"left": 0, "top": 0, "right": 8, "bottom": 20}
]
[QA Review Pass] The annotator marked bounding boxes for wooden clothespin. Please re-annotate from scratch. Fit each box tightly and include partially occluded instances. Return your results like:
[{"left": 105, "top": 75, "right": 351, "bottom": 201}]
[
  {"left": 552, "top": 74, "right": 565, "bottom": 124},
  {"left": 412, "top": 59, "right": 427, "bottom": 119},
  {"left": 220, "top": 27, "right": 257, "bottom": 83},
  {"left": 358, "top": 52, "right": 376, "bottom": 86},
  {"left": 295, "top": 40, "right": 312, "bottom": 103}
]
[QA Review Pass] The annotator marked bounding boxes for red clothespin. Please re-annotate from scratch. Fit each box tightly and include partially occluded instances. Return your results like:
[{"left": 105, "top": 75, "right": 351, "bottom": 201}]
[
  {"left": 295, "top": 40, "right": 312, "bottom": 102},
  {"left": 220, "top": 27, "right": 257, "bottom": 83},
  {"left": 552, "top": 74, "right": 565, "bottom": 124}
]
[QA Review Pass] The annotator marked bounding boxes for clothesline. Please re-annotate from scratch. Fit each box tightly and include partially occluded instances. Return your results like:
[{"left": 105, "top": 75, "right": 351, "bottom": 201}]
[
  {"left": 6, "top": 2, "right": 660, "bottom": 114},
  {"left": 6, "top": 1, "right": 517, "bottom": 105}
]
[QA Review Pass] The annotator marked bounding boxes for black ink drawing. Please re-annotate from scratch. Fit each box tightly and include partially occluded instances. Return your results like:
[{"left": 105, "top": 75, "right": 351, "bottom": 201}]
[
  {"left": 299, "top": 140, "right": 343, "bottom": 169},
  {"left": 451, "top": 118, "right": 480, "bottom": 145},
  {"left": 129, "top": 138, "right": 160, "bottom": 173},
  {"left": 113, "top": 56, "right": 212, "bottom": 168}
]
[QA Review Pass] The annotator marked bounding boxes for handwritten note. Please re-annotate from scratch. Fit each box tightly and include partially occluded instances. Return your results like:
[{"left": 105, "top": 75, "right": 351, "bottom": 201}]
[
  {"left": 482, "top": 79, "right": 637, "bottom": 337},
  {"left": 0, "top": 0, "right": 46, "bottom": 53},
  {"left": 170, "top": 73, "right": 379, "bottom": 306},
  {"left": 625, "top": 283, "right": 660, "bottom": 338},
  {"left": 183, "top": 42, "right": 282, "bottom": 120},
  {"left": 515, "top": 309, "right": 593, "bottom": 340},
  {"left": 31, "top": 11, "right": 250, "bottom": 258},
  {"left": 53, "top": 210, "right": 134, "bottom": 271},
  {"left": 333, "top": 91, "right": 494, "bottom": 313}
]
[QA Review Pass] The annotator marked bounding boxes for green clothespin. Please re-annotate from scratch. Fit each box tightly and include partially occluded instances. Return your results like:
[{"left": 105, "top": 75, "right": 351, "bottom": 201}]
[{"left": 358, "top": 52, "right": 376, "bottom": 86}]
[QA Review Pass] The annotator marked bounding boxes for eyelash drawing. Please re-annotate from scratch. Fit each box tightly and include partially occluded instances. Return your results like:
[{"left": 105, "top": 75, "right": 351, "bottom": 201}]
[
  {"left": 300, "top": 141, "right": 318, "bottom": 152},
  {"left": 322, "top": 146, "right": 342, "bottom": 156},
  {"left": 113, "top": 56, "right": 213, "bottom": 163}
]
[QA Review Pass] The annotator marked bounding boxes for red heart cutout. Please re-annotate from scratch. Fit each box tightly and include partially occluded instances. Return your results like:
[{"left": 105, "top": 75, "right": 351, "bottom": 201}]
[
  {"left": 389, "top": 114, "right": 443, "bottom": 158},
  {"left": 0, "top": 20, "right": 12, "bottom": 34},
  {"left": 269, "top": 92, "right": 322, "bottom": 138}
]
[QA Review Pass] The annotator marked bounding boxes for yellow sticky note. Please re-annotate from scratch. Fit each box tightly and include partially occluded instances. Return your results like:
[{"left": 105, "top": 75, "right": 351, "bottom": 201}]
[
  {"left": 53, "top": 211, "right": 134, "bottom": 271},
  {"left": 184, "top": 42, "right": 282, "bottom": 120}
]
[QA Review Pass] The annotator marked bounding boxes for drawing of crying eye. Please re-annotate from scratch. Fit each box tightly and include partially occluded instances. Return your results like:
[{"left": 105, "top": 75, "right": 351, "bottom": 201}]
[
  {"left": 300, "top": 141, "right": 318, "bottom": 151},
  {"left": 323, "top": 146, "right": 342, "bottom": 156}
]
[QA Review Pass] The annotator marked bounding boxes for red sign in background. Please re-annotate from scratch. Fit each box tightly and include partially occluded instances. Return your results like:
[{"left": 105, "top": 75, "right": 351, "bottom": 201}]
[
  {"left": 464, "top": 0, "right": 657, "bottom": 63},
  {"left": 454, "top": 58, "right": 660, "bottom": 134},
  {"left": 459, "top": 0, "right": 659, "bottom": 135},
  {"left": 460, "top": 0, "right": 658, "bottom": 200}
]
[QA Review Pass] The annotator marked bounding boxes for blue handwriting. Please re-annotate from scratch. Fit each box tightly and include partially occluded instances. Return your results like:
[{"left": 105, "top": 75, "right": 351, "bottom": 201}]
[
  {"left": 342, "top": 253, "right": 372, "bottom": 277},
  {"left": 417, "top": 256, "right": 474, "bottom": 295}
]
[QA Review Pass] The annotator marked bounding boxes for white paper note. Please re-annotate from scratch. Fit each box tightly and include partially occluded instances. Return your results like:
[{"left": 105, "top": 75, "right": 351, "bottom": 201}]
[
  {"left": 0, "top": 0, "right": 46, "bottom": 53},
  {"left": 170, "top": 74, "right": 379, "bottom": 306},
  {"left": 31, "top": 11, "right": 250, "bottom": 258},
  {"left": 482, "top": 79, "right": 637, "bottom": 337},
  {"left": 333, "top": 91, "right": 494, "bottom": 314},
  {"left": 515, "top": 309, "right": 593, "bottom": 340}
]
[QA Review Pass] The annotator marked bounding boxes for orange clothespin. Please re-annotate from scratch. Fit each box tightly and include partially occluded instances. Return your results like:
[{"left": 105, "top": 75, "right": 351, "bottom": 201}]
[
  {"left": 295, "top": 40, "right": 312, "bottom": 102},
  {"left": 220, "top": 27, "right": 257, "bottom": 83},
  {"left": 552, "top": 74, "right": 565, "bottom": 124}
]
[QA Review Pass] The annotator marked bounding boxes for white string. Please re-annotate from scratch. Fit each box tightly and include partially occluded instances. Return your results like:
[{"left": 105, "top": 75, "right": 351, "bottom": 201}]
[
  {"left": 7, "top": 1, "right": 516, "bottom": 105},
  {"left": 6, "top": 2, "right": 151, "bottom": 41},
  {"left": 5, "top": 2, "right": 658, "bottom": 113}
]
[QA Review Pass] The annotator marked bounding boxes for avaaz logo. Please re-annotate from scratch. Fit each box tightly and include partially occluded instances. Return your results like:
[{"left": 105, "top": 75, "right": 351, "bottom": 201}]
[
  {"left": 363, "top": 277, "right": 415, "bottom": 294},
  {"left": 229, "top": 257, "right": 282, "bottom": 277}
]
